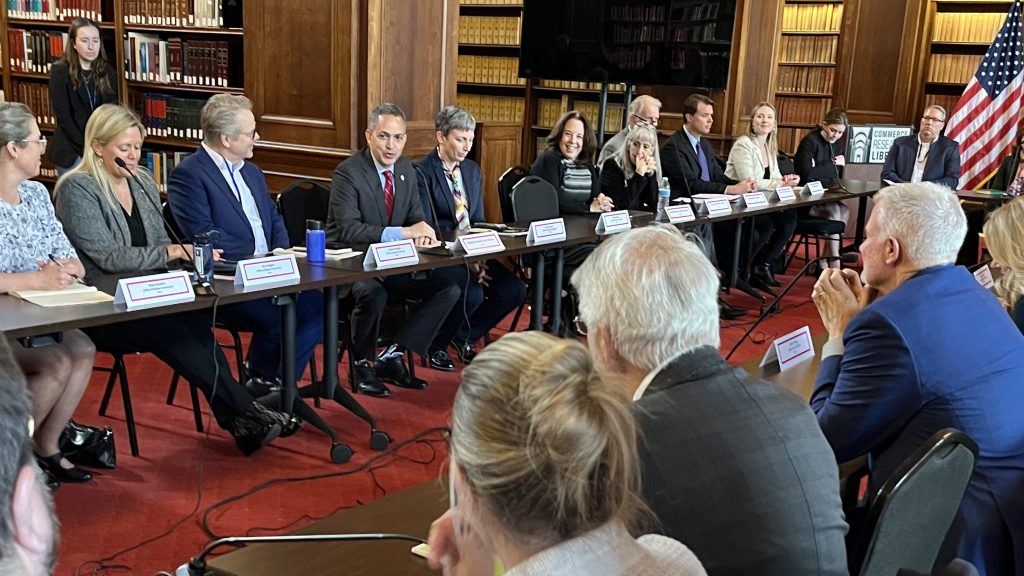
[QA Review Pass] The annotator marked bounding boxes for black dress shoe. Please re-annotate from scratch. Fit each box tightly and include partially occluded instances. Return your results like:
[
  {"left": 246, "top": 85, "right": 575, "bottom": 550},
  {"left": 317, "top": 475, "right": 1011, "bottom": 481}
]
[
  {"left": 376, "top": 353, "right": 428, "bottom": 390},
  {"left": 753, "top": 263, "right": 782, "bottom": 288},
  {"left": 718, "top": 299, "right": 747, "bottom": 321},
  {"left": 229, "top": 403, "right": 284, "bottom": 456},
  {"left": 35, "top": 452, "right": 92, "bottom": 483},
  {"left": 428, "top": 348, "right": 455, "bottom": 372},
  {"left": 42, "top": 471, "right": 60, "bottom": 491},
  {"left": 245, "top": 375, "right": 281, "bottom": 398},
  {"left": 452, "top": 340, "right": 477, "bottom": 364},
  {"left": 352, "top": 359, "right": 390, "bottom": 397}
]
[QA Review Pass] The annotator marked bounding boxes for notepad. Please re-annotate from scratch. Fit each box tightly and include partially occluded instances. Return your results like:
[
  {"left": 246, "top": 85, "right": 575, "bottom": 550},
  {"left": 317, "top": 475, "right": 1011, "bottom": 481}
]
[{"left": 11, "top": 284, "right": 114, "bottom": 307}]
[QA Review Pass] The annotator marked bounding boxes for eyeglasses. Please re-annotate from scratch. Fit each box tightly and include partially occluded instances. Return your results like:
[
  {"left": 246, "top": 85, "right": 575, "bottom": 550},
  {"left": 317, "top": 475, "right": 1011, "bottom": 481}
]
[
  {"left": 573, "top": 315, "right": 588, "bottom": 336},
  {"left": 19, "top": 137, "right": 46, "bottom": 152},
  {"left": 239, "top": 127, "right": 258, "bottom": 139},
  {"left": 921, "top": 115, "right": 945, "bottom": 124},
  {"left": 632, "top": 113, "right": 659, "bottom": 127}
]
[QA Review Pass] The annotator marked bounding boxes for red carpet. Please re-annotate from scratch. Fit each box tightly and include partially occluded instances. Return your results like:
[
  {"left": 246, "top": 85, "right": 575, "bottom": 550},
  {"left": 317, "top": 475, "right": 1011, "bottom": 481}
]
[{"left": 53, "top": 270, "right": 826, "bottom": 575}]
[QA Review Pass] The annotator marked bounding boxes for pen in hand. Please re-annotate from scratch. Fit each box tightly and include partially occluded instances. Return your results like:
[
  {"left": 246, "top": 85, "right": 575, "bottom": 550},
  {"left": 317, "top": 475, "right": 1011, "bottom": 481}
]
[{"left": 47, "top": 254, "right": 84, "bottom": 285}]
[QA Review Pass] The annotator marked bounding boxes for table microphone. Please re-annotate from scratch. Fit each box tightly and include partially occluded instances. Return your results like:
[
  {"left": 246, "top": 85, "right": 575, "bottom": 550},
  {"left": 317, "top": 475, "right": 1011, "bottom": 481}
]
[
  {"left": 413, "top": 164, "right": 454, "bottom": 256},
  {"left": 725, "top": 252, "right": 857, "bottom": 361},
  {"left": 114, "top": 157, "right": 215, "bottom": 295},
  {"left": 828, "top": 144, "right": 850, "bottom": 194},
  {"left": 968, "top": 256, "right": 993, "bottom": 272},
  {"left": 175, "top": 532, "right": 428, "bottom": 575}
]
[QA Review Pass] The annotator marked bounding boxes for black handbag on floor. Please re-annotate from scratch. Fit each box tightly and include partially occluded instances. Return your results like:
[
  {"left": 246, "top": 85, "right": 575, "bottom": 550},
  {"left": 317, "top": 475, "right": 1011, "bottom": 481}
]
[{"left": 59, "top": 420, "right": 117, "bottom": 469}]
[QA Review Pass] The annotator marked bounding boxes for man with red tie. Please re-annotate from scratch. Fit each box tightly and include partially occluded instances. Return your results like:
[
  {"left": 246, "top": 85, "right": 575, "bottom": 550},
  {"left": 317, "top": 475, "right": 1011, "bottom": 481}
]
[{"left": 326, "top": 103, "right": 460, "bottom": 393}]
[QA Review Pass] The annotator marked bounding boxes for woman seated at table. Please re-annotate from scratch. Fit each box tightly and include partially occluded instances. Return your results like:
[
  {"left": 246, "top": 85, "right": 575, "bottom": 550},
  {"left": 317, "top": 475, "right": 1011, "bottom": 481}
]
[
  {"left": 982, "top": 197, "right": 1024, "bottom": 334},
  {"left": 987, "top": 128, "right": 1024, "bottom": 195},
  {"left": 599, "top": 123, "right": 661, "bottom": 212},
  {"left": 794, "top": 108, "right": 851, "bottom": 266},
  {"left": 0, "top": 101, "right": 95, "bottom": 487},
  {"left": 531, "top": 110, "right": 614, "bottom": 215},
  {"left": 53, "top": 103, "right": 294, "bottom": 456},
  {"left": 427, "top": 332, "right": 707, "bottom": 575},
  {"left": 725, "top": 101, "right": 800, "bottom": 291}
]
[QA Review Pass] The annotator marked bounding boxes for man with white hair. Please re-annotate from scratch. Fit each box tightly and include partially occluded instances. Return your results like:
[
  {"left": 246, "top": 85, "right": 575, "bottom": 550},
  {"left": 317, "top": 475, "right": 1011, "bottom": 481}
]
[
  {"left": 0, "top": 336, "right": 58, "bottom": 576},
  {"left": 597, "top": 94, "right": 662, "bottom": 167},
  {"left": 811, "top": 182, "right": 1024, "bottom": 575},
  {"left": 571, "top": 225, "right": 848, "bottom": 576}
]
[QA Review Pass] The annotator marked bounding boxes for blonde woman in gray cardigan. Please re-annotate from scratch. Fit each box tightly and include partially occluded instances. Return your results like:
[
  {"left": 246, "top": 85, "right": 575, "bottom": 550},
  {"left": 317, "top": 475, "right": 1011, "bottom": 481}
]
[
  {"left": 725, "top": 102, "right": 800, "bottom": 288},
  {"left": 53, "top": 103, "right": 296, "bottom": 456}
]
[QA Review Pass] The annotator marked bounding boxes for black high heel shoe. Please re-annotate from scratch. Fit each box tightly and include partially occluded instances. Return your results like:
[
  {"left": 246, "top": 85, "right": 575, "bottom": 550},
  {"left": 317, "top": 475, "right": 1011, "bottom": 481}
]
[
  {"left": 36, "top": 452, "right": 92, "bottom": 483},
  {"left": 752, "top": 263, "right": 782, "bottom": 288}
]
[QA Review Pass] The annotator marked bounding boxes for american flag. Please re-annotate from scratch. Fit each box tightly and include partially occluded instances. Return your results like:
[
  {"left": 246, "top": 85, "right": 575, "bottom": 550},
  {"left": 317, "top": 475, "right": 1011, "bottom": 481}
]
[{"left": 946, "top": 0, "right": 1024, "bottom": 190}]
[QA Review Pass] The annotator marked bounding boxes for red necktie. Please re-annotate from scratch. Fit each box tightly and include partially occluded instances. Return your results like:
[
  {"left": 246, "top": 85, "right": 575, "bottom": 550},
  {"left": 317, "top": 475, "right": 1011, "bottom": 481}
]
[{"left": 383, "top": 169, "right": 395, "bottom": 221}]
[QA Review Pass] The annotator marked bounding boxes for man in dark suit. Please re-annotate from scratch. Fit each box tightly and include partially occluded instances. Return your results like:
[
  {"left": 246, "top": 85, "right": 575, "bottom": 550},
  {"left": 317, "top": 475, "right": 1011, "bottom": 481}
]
[
  {"left": 326, "top": 102, "right": 460, "bottom": 388},
  {"left": 571, "top": 225, "right": 848, "bottom": 576},
  {"left": 881, "top": 105, "right": 961, "bottom": 188},
  {"left": 811, "top": 182, "right": 1024, "bottom": 576},
  {"left": 167, "top": 94, "right": 324, "bottom": 389},
  {"left": 415, "top": 106, "right": 525, "bottom": 364}
]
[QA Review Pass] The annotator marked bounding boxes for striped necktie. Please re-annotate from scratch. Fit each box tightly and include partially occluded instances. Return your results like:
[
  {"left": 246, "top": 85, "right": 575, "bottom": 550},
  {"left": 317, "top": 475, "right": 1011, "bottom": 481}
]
[
  {"left": 383, "top": 169, "right": 395, "bottom": 221},
  {"left": 445, "top": 164, "right": 470, "bottom": 230}
]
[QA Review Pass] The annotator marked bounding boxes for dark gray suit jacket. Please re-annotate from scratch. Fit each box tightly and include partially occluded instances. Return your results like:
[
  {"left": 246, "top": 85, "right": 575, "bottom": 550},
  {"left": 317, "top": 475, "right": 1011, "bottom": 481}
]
[
  {"left": 326, "top": 147, "right": 425, "bottom": 245},
  {"left": 632, "top": 346, "right": 848, "bottom": 576},
  {"left": 880, "top": 134, "right": 961, "bottom": 189}
]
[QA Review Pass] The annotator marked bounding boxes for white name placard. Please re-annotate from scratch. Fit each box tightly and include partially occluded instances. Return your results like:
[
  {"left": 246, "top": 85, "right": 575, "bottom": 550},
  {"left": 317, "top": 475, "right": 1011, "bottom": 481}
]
[
  {"left": 595, "top": 210, "right": 632, "bottom": 234},
  {"left": 774, "top": 186, "right": 796, "bottom": 201},
  {"left": 527, "top": 218, "right": 566, "bottom": 245},
  {"left": 740, "top": 191, "right": 769, "bottom": 209},
  {"left": 973, "top": 264, "right": 995, "bottom": 290},
  {"left": 701, "top": 197, "right": 733, "bottom": 217},
  {"left": 760, "top": 325, "right": 815, "bottom": 372},
  {"left": 666, "top": 204, "right": 696, "bottom": 223},
  {"left": 364, "top": 239, "right": 419, "bottom": 269},
  {"left": 114, "top": 270, "right": 194, "bottom": 310},
  {"left": 804, "top": 180, "right": 826, "bottom": 196},
  {"left": 235, "top": 253, "right": 301, "bottom": 287},
  {"left": 453, "top": 231, "right": 505, "bottom": 256}
]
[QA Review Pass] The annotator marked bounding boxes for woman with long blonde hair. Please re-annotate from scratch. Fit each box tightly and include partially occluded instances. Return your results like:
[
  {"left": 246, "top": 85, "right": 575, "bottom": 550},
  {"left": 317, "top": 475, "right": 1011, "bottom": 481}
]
[{"left": 983, "top": 196, "right": 1024, "bottom": 334}]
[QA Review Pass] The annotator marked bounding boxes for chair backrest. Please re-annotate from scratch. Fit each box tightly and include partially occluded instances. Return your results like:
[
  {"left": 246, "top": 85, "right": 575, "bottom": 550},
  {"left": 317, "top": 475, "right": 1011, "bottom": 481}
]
[
  {"left": 498, "top": 165, "right": 529, "bottom": 223},
  {"left": 276, "top": 178, "right": 331, "bottom": 247},
  {"left": 510, "top": 175, "right": 559, "bottom": 223},
  {"left": 853, "top": 428, "right": 979, "bottom": 576}
]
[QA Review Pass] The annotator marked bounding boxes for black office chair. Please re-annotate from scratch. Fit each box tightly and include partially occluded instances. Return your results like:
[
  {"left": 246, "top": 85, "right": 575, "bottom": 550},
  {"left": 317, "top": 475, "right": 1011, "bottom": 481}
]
[
  {"left": 785, "top": 207, "right": 847, "bottom": 272},
  {"left": 276, "top": 178, "right": 332, "bottom": 246},
  {"left": 849, "top": 428, "right": 979, "bottom": 576},
  {"left": 510, "top": 175, "right": 559, "bottom": 222},
  {"left": 498, "top": 165, "right": 529, "bottom": 223}
]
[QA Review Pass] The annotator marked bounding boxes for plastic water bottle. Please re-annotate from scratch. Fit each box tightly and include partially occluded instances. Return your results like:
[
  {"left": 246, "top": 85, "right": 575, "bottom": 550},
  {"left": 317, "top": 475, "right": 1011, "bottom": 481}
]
[
  {"left": 192, "top": 232, "right": 214, "bottom": 284},
  {"left": 656, "top": 177, "right": 671, "bottom": 221},
  {"left": 306, "top": 219, "right": 326, "bottom": 263}
]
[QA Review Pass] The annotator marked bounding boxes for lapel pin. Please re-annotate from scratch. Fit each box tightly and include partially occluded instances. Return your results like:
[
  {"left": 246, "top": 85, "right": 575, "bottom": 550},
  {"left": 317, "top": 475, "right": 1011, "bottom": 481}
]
[{"left": 400, "top": 174, "right": 405, "bottom": 181}]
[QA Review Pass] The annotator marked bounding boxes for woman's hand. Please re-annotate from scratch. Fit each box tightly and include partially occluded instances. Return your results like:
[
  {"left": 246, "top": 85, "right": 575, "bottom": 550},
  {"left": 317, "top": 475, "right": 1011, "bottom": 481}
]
[
  {"left": 427, "top": 509, "right": 495, "bottom": 576},
  {"left": 782, "top": 174, "right": 801, "bottom": 186},
  {"left": 834, "top": 154, "right": 846, "bottom": 167},
  {"left": 168, "top": 244, "right": 191, "bottom": 262},
  {"left": 34, "top": 261, "right": 77, "bottom": 290},
  {"left": 634, "top": 152, "right": 654, "bottom": 176},
  {"left": 589, "top": 194, "right": 614, "bottom": 213}
]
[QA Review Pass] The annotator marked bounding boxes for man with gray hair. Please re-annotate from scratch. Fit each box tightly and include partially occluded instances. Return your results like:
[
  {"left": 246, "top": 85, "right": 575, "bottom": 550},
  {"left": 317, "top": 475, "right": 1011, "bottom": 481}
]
[
  {"left": 0, "top": 336, "right": 58, "bottom": 575},
  {"left": 811, "top": 182, "right": 1024, "bottom": 574},
  {"left": 597, "top": 94, "right": 661, "bottom": 167},
  {"left": 571, "top": 225, "right": 848, "bottom": 575}
]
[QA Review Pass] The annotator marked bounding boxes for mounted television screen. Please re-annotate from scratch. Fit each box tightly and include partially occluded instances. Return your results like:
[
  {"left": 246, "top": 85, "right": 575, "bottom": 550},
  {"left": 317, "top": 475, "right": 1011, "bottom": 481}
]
[{"left": 519, "top": 0, "right": 737, "bottom": 89}]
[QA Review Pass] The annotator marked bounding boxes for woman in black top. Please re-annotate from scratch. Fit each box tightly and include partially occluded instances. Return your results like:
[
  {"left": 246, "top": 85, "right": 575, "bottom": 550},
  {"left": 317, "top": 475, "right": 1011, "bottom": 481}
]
[
  {"left": 988, "top": 129, "right": 1024, "bottom": 195},
  {"left": 531, "top": 111, "right": 614, "bottom": 215},
  {"left": 794, "top": 108, "right": 851, "bottom": 264},
  {"left": 48, "top": 18, "right": 118, "bottom": 174},
  {"left": 599, "top": 123, "right": 661, "bottom": 212}
]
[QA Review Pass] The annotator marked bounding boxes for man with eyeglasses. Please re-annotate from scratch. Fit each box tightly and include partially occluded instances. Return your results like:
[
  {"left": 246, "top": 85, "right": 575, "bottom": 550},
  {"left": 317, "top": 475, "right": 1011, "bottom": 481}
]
[
  {"left": 597, "top": 94, "right": 662, "bottom": 167},
  {"left": 881, "top": 104, "right": 961, "bottom": 189},
  {"left": 168, "top": 93, "right": 324, "bottom": 403}
]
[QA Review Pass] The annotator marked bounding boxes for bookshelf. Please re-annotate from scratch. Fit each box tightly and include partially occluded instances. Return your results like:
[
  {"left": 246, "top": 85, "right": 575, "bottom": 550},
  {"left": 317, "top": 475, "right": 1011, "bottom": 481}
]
[{"left": 773, "top": 0, "right": 843, "bottom": 154}]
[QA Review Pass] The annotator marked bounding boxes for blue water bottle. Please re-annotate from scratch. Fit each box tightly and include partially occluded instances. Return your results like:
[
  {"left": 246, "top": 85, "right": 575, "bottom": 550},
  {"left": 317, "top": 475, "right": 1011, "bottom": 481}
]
[
  {"left": 193, "top": 231, "right": 214, "bottom": 284},
  {"left": 306, "top": 219, "right": 326, "bottom": 263}
]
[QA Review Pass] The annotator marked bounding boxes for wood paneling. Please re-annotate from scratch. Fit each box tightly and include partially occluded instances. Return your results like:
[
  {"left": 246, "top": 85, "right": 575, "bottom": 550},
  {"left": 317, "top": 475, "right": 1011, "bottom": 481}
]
[
  {"left": 472, "top": 122, "right": 522, "bottom": 222},
  {"left": 730, "top": 0, "right": 783, "bottom": 135}
]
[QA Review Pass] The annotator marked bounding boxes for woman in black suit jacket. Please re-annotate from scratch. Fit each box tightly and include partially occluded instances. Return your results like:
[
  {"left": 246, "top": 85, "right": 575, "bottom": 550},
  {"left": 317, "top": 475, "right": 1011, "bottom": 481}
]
[
  {"left": 599, "top": 124, "right": 661, "bottom": 212},
  {"left": 530, "top": 111, "right": 614, "bottom": 215},
  {"left": 794, "top": 108, "right": 851, "bottom": 264}
]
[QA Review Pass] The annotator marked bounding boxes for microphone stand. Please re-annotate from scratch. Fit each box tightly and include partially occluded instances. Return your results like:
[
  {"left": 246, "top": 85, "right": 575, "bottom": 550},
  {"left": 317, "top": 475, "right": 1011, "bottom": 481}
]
[
  {"left": 114, "top": 157, "right": 216, "bottom": 296},
  {"left": 414, "top": 163, "right": 454, "bottom": 256},
  {"left": 828, "top": 137, "right": 850, "bottom": 194}
]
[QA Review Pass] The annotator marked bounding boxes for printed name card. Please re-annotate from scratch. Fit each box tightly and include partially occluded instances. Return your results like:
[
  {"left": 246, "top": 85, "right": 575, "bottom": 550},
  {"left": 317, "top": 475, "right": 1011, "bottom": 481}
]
[
  {"left": 114, "top": 270, "right": 194, "bottom": 310},
  {"left": 760, "top": 325, "right": 815, "bottom": 372},
  {"left": 453, "top": 231, "right": 505, "bottom": 256},
  {"left": 235, "top": 253, "right": 301, "bottom": 287},
  {"left": 740, "top": 191, "right": 769, "bottom": 209},
  {"left": 702, "top": 197, "right": 733, "bottom": 217},
  {"left": 363, "top": 239, "right": 419, "bottom": 270},
  {"left": 774, "top": 186, "right": 796, "bottom": 201},
  {"left": 595, "top": 210, "right": 632, "bottom": 234},
  {"left": 526, "top": 218, "right": 566, "bottom": 245},
  {"left": 974, "top": 264, "right": 995, "bottom": 290},
  {"left": 665, "top": 204, "right": 695, "bottom": 223},
  {"left": 804, "top": 181, "right": 825, "bottom": 196}
]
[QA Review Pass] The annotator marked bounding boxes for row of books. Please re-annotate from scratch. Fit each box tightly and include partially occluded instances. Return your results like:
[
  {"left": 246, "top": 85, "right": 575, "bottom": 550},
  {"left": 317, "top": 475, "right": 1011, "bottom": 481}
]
[
  {"left": 8, "top": 29, "right": 65, "bottom": 73},
  {"left": 776, "top": 65, "right": 835, "bottom": 94},
  {"left": 607, "top": 3, "right": 668, "bottom": 23},
  {"left": 124, "top": 0, "right": 242, "bottom": 28},
  {"left": 776, "top": 96, "right": 833, "bottom": 126},
  {"left": 932, "top": 12, "right": 1003, "bottom": 43},
  {"left": 669, "top": 22, "right": 720, "bottom": 43},
  {"left": 7, "top": 0, "right": 102, "bottom": 21},
  {"left": 778, "top": 36, "right": 838, "bottom": 65},
  {"left": 668, "top": 2, "right": 720, "bottom": 23},
  {"left": 456, "top": 93, "right": 524, "bottom": 124},
  {"left": 536, "top": 79, "right": 627, "bottom": 92},
  {"left": 609, "top": 23, "right": 666, "bottom": 46},
  {"left": 776, "top": 126, "right": 813, "bottom": 156},
  {"left": 926, "top": 53, "right": 983, "bottom": 85},
  {"left": 535, "top": 96, "right": 624, "bottom": 130},
  {"left": 607, "top": 45, "right": 653, "bottom": 71},
  {"left": 10, "top": 81, "right": 55, "bottom": 127},
  {"left": 139, "top": 149, "right": 192, "bottom": 192},
  {"left": 457, "top": 54, "right": 525, "bottom": 86},
  {"left": 924, "top": 94, "right": 960, "bottom": 117},
  {"left": 782, "top": 3, "right": 844, "bottom": 33},
  {"left": 124, "top": 33, "right": 233, "bottom": 87},
  {"left": 128, "top": 91, "right": 208, "bottom": 139},
  {"left": 459, "top": 15, "right": 521, "bottom": 45},
  {"left": 457, "top": 0, "right": 521, "bottom": 4}
]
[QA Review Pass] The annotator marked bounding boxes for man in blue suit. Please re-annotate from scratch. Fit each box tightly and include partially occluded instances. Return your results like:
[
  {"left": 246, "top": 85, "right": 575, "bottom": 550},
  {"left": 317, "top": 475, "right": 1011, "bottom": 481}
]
[
  {"left": 167, "top": 94, "right": 323, "bottom": 389},
  {"left": 880, "top": 105, "right": 961, "bottom": 189},
  {"left": 811, "top": 182, "right": 1024, "bottom": 575},
  {"left": 415, "top": 106, "right": 525, "bottom": 364}
]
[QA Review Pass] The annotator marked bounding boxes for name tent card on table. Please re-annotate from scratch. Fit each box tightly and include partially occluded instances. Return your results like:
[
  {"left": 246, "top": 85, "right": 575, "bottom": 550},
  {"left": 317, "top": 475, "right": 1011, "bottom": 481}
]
[
  {"left": 526, "top": 218, "right": 566, "bottom": 245},
  {"left": 114, "top": 270, "right": 194, "bottom": 310},
  {"left": 234, "top": 254, "right": 301, "bottom": 287},
  {"left": 803, "top": 181, "right": 826, "bottom": 196},
  {"left": 364, "top": 239, "right": 419, "bottom": 270},
  {"left": 693, "top": 194, "right": 733, "bottom": 217},
  {"left": 773, "top": 186, "right": 796, "bottom": 201},
  {"left": 760, "top": 325, "right": 815, "bottom": 372},
  {"left": 974, "top": 264, "right": 995, "bottom": 290},
  {"left": 739, "top": 191, "right": 769, "bottom": 209},
  {"left": 595, "top": 210, "right": 631, "bottom": 234},
  {"left": 665, "top": 204, "right": 695, "bottom": 223},
  {"left": 453, "top": 230, "right": 505, "bottom": 256}
]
